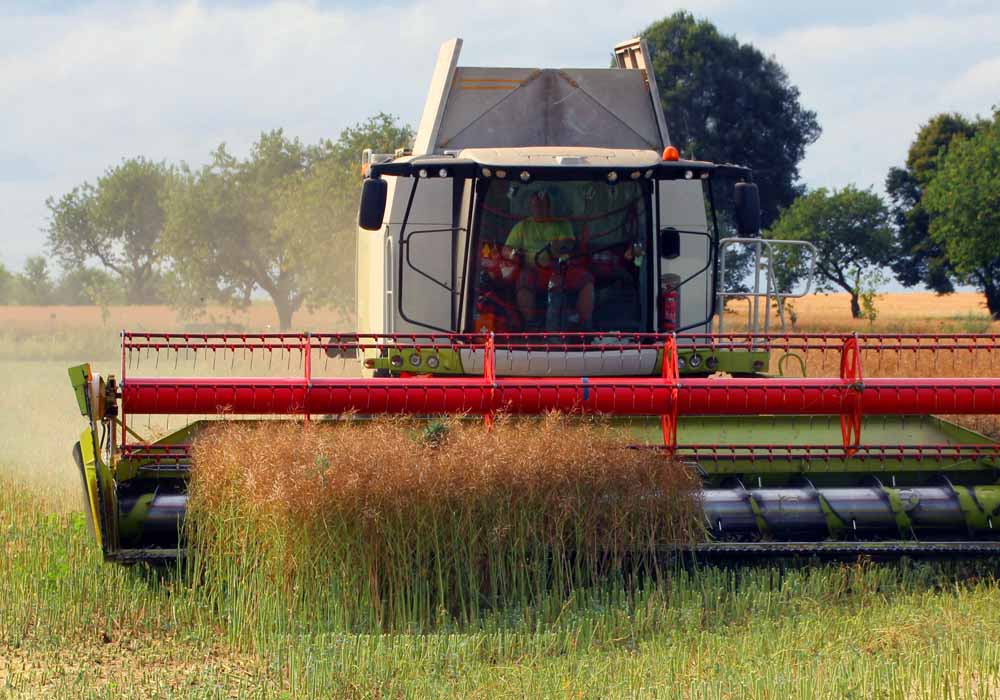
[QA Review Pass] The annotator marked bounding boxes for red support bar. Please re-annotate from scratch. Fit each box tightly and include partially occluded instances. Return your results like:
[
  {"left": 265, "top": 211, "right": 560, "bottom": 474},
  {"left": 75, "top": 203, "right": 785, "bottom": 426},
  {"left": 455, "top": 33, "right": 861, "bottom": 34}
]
[
  {"left": 304, "top": 332, "right": 312, "bottom": 423},
  {"left": 660, "top": 336, "right": 679, "bottom": 453},
  {"left": 483, "top": 332, "right": 496, "bottom": 430},
  {"left": 120, "top": 376, "right": 1000, "bottom": 417},
  {"left": 839, "top": 335, "right": 864, "bottom": 455}
]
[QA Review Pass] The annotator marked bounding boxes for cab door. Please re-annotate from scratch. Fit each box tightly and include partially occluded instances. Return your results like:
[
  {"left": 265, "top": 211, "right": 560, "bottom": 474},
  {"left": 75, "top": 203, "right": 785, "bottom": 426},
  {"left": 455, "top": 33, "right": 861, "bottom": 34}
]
[{"left": 656, "top": 180, "right": 713, "bottom": 335}]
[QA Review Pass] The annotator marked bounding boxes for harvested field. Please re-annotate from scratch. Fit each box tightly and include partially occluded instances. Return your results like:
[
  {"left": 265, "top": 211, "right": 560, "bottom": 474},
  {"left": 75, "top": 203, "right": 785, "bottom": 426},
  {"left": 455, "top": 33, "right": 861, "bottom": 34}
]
[
  {"left": 0, "top": 303, "right": 347, "bottom": 333},
  {"left": 723, "top": 291, "right": 998, "bottom": 333}
]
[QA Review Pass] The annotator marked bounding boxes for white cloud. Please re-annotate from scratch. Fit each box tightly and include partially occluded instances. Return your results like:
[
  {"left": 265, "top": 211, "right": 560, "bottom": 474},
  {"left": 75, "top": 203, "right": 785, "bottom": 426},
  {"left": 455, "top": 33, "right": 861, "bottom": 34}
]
[
  {"left": 944, "top": 55, "right": 1000, "bottom": 104},
  {"left": 751, "top": 11, "right": 1000, "bottom": 193}
]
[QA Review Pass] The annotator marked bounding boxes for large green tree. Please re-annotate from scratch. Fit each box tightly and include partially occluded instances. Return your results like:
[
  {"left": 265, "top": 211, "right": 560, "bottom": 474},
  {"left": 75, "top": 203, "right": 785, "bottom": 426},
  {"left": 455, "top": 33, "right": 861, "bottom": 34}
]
[
  {"left": 46, "top": 157, "right": 173, "bottom": 303},
  {"left": 886, "top": 113, "right": 986, "bottom": 292},
  {"left": 768, "top": 186, "right": 894, "bottom": 318},
  {"left": 923, "top": 112, "right": 1000, "bottom": 317},
  {"left": 162, "top": 115, "right": 413, "bottom": 330},
  {"left": 642, "top": 11, "right": 821, "bottom": 228}
]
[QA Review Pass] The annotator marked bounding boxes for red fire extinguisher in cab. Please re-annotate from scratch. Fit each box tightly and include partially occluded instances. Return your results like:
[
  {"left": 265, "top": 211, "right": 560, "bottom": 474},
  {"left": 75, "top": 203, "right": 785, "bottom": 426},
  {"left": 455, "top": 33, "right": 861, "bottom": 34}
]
[{"left": 660, "top": 273, "right": 681, "bottom": 332}]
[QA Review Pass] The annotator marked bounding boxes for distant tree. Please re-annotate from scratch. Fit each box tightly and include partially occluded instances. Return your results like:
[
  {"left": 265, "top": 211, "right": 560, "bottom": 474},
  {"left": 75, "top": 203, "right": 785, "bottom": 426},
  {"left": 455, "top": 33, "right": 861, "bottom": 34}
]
[
  {"left": 273, "top": 113, "right": 416, "bottom": 319},
  {"left": 0, "top": 263, "right": 12, "bottom": 304},
  {"left": 16, "top": 256, "right": 55, "bottom": 305},
  {"left": 642, "top": 11, "right": 821, "bottom": 229},
  {"left": 52, "top": 266, "right": 124, "bottom": 306},
  {"left": 923, "top": 112, "right": 1000, "bottom": 317},
  {"left": 886, "top": 113, "right": 987, "bottom": 292},
  {"left": 46, "top": 157, "right": 173, "bottom": 303},
  {"left": 162, "top": 116, "right": 412, "bottom": 330},
  {"left": 270, "top": 156, "right": 359, "bottom": 321},
  {"left": 329, "top": 112, "right": 414, "bottom": 168},
  {"left": 768, "top": 186, "right": 894, "bottom": 318}
]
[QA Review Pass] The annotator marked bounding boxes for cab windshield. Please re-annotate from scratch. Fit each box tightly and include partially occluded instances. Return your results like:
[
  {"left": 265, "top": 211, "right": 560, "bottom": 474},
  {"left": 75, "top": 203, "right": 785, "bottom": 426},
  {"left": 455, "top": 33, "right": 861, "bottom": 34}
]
[{"left": 468, "top": 179, "right": 652, "bottom": 334}]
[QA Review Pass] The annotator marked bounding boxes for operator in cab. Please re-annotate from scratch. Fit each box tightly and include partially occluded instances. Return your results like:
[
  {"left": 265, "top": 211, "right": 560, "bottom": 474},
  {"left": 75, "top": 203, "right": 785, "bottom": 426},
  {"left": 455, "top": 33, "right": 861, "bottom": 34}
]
[{"left": 502, "top": 189, "right": 595, "bottom": 331}]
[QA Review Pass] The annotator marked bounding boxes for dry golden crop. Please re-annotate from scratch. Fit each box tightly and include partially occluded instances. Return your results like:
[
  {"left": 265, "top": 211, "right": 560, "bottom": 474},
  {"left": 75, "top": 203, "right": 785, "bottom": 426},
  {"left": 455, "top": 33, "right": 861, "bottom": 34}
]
[{"left": 186, "top": 415, "right": 701, "bottom": 629}]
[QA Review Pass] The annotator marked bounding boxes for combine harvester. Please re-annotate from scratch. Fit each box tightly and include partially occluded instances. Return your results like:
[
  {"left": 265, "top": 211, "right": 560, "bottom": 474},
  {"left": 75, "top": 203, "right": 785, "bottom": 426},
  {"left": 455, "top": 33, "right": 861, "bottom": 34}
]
[{"left": 70, "top": 38, "right": 1000, "bottom": 562}]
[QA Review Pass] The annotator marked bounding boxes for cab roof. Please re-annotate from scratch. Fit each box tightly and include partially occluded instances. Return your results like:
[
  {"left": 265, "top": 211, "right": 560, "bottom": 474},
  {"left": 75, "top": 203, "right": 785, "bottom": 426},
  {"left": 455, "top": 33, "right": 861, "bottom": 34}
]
[{"left": 369, "top": 146, "right": 751, "bottom": 183}]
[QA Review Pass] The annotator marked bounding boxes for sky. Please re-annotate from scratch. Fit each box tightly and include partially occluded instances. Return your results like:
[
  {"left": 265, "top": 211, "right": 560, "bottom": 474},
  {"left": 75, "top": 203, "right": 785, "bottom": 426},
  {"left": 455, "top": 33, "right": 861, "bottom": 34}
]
[{"left": 1, "top": 0, "right": 998, "bottom": 274}]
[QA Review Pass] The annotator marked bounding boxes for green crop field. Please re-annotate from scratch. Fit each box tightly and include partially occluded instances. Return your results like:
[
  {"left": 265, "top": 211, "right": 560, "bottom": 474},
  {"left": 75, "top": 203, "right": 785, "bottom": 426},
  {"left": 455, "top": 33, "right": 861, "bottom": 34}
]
[{"left": 4, "top": 312, "right": 1000, "bottom": 699}]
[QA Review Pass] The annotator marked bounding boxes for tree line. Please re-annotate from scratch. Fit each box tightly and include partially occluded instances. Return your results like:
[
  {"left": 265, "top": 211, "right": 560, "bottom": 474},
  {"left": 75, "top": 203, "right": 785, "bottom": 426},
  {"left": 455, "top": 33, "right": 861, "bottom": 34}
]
[
  {"left": 770, "top": 111, "right": 1000, "bottom": 318},
  {"left": 3, "top": 114, "right": 413, "bottom": 329},
  {"left": 4, "top": 11, "right": 999, "bottom": 324}
]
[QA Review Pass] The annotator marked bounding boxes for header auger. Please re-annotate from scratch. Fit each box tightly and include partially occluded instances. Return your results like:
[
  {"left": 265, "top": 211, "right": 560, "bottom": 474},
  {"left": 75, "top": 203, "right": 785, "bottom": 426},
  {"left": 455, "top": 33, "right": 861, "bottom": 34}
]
[{"left": 69, "top": 37, "right": 1000, "bottom": 561}]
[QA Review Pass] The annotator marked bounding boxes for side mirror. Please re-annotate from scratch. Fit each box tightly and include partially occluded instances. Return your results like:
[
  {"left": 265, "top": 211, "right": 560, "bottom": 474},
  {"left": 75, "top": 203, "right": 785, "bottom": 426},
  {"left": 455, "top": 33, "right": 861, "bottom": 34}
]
[
  {"left": 358, "top": 177, "right": 388, "bottom": 231},
  {"left": 734, "top": 182, "right": 761, "bottom": 236},
  {"left": 658, "top": 227, "right": 681, "bottom": 259}
]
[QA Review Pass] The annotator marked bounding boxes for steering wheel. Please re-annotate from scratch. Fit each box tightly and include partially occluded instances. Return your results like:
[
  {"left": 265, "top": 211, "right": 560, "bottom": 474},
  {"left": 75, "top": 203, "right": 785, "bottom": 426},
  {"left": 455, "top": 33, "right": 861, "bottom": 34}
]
[
  {"left": 533, "top": 242, "right": 594, "bottom": 270},
  {"left": 533, "top": 240, "right": 634, "bottom": 270}
]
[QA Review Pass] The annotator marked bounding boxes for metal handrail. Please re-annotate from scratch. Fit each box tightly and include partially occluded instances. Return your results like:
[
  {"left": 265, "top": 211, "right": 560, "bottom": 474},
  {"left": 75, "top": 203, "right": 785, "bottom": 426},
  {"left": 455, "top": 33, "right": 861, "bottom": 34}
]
[{"left": 716, "top": 237, "right": 818, "bottom": 336}]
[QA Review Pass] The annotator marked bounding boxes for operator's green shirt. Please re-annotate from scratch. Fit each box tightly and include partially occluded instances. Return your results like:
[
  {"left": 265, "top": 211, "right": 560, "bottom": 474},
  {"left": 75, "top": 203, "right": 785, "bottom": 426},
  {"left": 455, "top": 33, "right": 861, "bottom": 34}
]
[{"left": 504, "top": 219, "right": 575, "bottom": 267}]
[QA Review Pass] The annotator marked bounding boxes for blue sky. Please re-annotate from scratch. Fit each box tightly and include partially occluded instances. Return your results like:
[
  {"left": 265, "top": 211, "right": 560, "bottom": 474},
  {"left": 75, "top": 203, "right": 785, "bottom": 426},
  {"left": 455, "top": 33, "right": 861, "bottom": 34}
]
[{"left": 1, "top": 0, "right": 998, "bottom": 277}]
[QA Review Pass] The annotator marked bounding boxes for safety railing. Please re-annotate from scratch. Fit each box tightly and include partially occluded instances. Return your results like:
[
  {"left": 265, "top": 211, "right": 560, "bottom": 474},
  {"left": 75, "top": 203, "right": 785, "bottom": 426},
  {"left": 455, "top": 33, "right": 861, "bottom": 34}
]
[
  {"left": 114, "top": 331, "right": 1000, "bottom": 466},
  {"left": 716, "top": 237, "right": 818, "bottom": 336}
]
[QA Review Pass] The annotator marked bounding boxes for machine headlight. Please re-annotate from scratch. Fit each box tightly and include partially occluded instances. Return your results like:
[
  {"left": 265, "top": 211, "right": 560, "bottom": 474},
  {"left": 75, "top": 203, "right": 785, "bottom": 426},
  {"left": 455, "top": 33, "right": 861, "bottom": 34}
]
[
  {"left": 688, "top": 354, "right": 703, "bottom": 369},
  {"left": 390, "top": 355, "right": 403, "bottom": 368},
  {"left": 426, "top": 355, "right": 440, "bottom": 369},
  {"left": 410, "top": 354, "right": 422, "bottom": 367}
]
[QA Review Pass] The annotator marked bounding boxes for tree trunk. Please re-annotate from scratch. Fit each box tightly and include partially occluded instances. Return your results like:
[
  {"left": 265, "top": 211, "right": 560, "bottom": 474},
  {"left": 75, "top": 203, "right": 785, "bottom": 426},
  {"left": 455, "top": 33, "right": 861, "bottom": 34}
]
[
  {"left": 984, "top": 284, "right": 1000, "bottom": 320},
  {"left": 273, "top": 297, "right": 295, "bottom": 330},
  {"left": 850, "top": 292, "right": 861, "bottom": 319}
]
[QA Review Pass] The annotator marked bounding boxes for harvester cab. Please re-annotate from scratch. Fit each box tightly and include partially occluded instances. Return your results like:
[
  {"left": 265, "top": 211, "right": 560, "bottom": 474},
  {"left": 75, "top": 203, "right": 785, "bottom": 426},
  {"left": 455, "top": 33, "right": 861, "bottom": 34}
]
[{"left": 69, "top": 37, "right": 1000, "bottom": 562}]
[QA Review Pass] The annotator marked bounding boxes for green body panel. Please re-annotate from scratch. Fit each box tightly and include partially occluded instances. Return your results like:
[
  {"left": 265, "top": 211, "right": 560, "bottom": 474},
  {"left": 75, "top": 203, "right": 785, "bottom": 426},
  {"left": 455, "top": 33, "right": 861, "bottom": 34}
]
[
  {"left": 77, "top": 426, "right": 118, "bottom": 556},
  {"left": 115, "top": 422, "right": 202, "bottom": 481},
  {"left": 68, "top": 364, "right": 90, "bottom": 416},
  {"left": 370, "top": 347, "right": 770, "bottom": 377},
  {"left": 628, "top": 415, "right": 1000, "bottom": 478}
]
